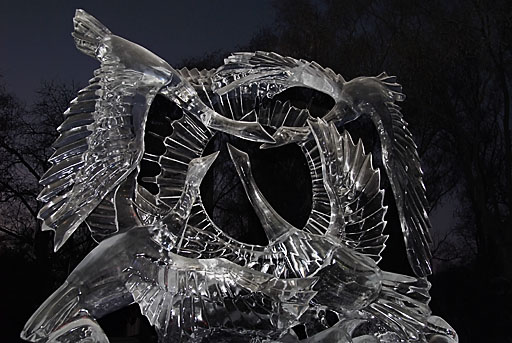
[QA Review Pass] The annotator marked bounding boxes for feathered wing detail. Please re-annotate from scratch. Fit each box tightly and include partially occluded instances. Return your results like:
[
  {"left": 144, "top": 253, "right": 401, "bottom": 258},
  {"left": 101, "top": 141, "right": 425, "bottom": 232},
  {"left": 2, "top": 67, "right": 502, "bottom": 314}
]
[
  {"left": 84, "top": 171, "right": 141, "bottom": 242},
  {"left": 213, "top": 51, "right": 343, "bottom": 99},
  {"left": 367, "top": 272, "right": 432, "bottom": 341},
  {"left": 151, "top": 113, "right": 212, "bottom": 209},
  {"left": 37, "top": 9, "right": 176, "bottom": 251},
  {"left": 308, "top": 119, "right": 388, "bottom": 263},
  {"left": 84, "top": 189, "right": 117, "bottom": 242},
  {"left": 340, "top": 74, "right": 433, "bottom": 276},
  {"left": 125, "top": 254, "right": 317, "bottom": 340},
  {"left": 135, "top": 110, "right": 277, "bottom": 270},
  {"left": 177, "top": 67, "right": 215, "bottom": 87},
  {"left": 384, "top": 100, "right": 433, "bottom": 277},
  {"left": 214, "top": 55, "right": 433, "bottom": 276}
]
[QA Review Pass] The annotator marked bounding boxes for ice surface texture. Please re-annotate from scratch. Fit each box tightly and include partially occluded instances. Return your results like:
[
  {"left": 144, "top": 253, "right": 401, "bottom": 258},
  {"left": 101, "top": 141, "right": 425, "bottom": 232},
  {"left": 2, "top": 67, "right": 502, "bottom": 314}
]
[{"left": 22, "top": 9, "right": 457, "bottom": 343}]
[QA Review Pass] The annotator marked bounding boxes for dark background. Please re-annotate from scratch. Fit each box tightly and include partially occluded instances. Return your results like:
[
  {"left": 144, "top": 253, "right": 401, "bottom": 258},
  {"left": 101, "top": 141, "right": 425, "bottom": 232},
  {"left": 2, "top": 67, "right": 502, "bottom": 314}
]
[{"left": 1, "top": 1, "right": 511, "bottom": 342}]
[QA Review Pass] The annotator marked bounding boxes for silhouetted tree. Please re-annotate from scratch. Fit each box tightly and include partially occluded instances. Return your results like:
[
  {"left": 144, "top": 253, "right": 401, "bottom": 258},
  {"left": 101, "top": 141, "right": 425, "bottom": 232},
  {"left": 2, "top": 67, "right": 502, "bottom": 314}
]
[
  {"left": 239, "top": 1, "right": 512, "bottom": 341},
  {"left": 3, "top": 2, "right": 511, "bottom": 339},
  {"left": 0, "top": 80, "right": 98, "bottom": 342}
]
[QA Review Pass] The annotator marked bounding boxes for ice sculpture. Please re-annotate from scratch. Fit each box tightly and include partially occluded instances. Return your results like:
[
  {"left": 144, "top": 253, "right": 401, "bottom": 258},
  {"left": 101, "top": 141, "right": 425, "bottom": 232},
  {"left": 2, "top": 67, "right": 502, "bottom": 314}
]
[{"left": 21, "top": 9, "right": 458, "bottom": 343}]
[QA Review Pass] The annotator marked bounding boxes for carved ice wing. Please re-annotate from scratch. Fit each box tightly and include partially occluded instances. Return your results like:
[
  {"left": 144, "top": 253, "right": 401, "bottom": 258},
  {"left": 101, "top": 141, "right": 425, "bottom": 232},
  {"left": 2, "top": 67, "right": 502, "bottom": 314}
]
[
  {"left": 125, "top": 254, "right": 317, "bottom": 340},
  {"left": 177, "top": 67, "right": 216, "bottom": 87},
  {"left": 37, "top": 9, "right": 176, "bottom": 251},
  {"left": 308, "top": 119, "right": 389, "bottom": 263},
  {"left": 214, "top": 51, "right": 343, "bottom": 99},
  {"left": 215, "top": 53, "right": 433, "bottom": 275},
  {"left": 340, "top": 75, "right": 433, "bottom": 276},
  {"left": 367, "top": 271, "right": 432, "bottom": 341}
]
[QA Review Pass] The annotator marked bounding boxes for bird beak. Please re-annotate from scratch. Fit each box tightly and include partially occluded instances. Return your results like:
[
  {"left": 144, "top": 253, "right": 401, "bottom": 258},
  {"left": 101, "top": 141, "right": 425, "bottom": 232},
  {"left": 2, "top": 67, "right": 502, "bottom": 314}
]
[
  {"left": 260, "top": 126, "right": 311, "bottom": 149},
  {"left": 207, "top": 111, "right": 276, "bottom": 143},
  {"left": 322, "top": 101, "right": 355, "bottom": 125}
]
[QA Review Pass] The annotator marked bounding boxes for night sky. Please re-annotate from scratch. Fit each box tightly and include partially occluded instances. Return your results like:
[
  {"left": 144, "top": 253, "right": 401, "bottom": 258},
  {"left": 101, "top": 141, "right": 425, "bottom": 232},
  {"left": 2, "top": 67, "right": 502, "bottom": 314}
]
[
  {"left": 0, "top": 0, "right": 455, "bottom": 245},
  {"left": 0, "top": 1, "right": 275, "bottom": 103},
  {"left": 3, "top": 2, "right": 507, "bottom": 341}
]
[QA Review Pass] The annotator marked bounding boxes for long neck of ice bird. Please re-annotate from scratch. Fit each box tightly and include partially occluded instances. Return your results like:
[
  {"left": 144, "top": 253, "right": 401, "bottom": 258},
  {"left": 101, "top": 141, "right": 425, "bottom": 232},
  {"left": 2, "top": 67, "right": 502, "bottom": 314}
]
[
  {"left": 161, "top": 152, "right": 219, "bottom": 238},
  {"left": 227, "top": 144, "right": 297, "bottom": 242}
]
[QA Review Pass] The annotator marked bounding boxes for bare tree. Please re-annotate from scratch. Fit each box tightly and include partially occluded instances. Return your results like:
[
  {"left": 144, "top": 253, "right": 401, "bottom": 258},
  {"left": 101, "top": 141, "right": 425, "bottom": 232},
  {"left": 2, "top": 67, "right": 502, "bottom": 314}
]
[
  {"left": 246, "top": 0, "right": 512, "bottom": 273},
  {"left": 241, "top": 1, "right": 512, "bottom": 340},
  {"left": 0, "top": 80, "right": 96, "bottom": 282}
]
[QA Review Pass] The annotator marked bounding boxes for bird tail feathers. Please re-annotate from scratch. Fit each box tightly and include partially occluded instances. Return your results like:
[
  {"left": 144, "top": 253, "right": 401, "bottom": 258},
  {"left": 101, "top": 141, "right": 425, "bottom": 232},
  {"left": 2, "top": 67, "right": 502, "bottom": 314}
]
[{"left": 71, "top": 9, "right": 111, "bottom": 58}]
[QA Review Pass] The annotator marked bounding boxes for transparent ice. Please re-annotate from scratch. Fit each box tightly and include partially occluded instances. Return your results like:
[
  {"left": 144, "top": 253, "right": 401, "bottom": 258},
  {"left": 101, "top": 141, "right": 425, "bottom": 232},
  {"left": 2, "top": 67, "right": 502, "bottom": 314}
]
[{"left": 22, "top": 9, "right": 457, "bottom": 343}]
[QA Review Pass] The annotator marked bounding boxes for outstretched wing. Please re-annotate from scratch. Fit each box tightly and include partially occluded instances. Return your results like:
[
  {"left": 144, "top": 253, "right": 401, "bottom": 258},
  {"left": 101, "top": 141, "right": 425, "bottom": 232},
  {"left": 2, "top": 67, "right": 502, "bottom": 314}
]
[
  {"left": 308, "top": 119, "right": 389, "bottom": 263},
  {"left": 37, "top": 10, "right": 175, "bottom": 251},
  {"left": 126, "top": 253, "right": 317, "bottom": 340},
  {"left": 215, "top": 52, "right": 432, "bottom": 276},
  {"left": 340, "top": 74, "right": 432, "bottom": 276},
  {"left": 213, "top": 51, "right": 343, "bottom": 99}
]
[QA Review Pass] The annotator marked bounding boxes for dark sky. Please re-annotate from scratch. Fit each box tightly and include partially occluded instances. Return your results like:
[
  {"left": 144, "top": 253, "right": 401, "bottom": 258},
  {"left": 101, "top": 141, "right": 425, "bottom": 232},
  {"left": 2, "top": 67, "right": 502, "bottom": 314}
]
[
  {"left": 0, "top": 1, "right": 275, "bottom": 103},
  {"left": 0, "top": 0, "right": 455, "bottom": 250}
]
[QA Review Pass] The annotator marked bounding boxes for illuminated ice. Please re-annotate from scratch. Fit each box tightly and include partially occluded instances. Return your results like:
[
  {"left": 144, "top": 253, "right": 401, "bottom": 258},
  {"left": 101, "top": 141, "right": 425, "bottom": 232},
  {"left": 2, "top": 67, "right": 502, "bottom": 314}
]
[{"left": 22, "top": 9, "right": 457, "bottom": 343}]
